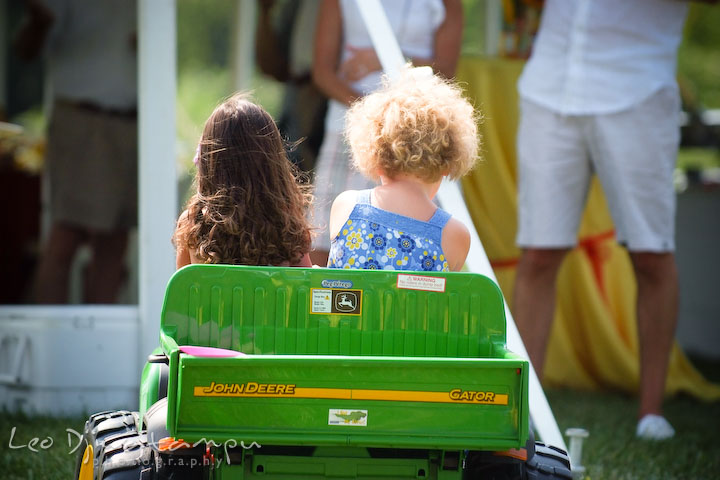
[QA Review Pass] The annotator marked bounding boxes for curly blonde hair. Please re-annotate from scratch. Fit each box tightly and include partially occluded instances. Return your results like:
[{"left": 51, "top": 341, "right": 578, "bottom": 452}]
[
  {"left": 174, "top": 93, "right": 313, "bottom": 266},
  {"left": 345, "top": 67, "right": 480, "bottom": 183}
]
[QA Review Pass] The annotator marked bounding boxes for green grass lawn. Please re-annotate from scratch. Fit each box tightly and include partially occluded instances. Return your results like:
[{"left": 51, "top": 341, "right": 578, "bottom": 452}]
[
  {"left": 547, "top": 389, "right": 720, "bottom": 480},
  {"left": 1, "top": 411, "right": 85, "bottom": 480},
  {"left": 2, "top": 374, "right": 719, "bottom": 479},
  {"left": 549, "top": 357, "right": 720, "bottom": 480}
]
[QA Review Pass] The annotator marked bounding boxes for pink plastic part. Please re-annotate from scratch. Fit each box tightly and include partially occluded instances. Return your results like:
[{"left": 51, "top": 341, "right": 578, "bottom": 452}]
[{"left": 178, "top": 345, "right": 247, "bottom": 357}]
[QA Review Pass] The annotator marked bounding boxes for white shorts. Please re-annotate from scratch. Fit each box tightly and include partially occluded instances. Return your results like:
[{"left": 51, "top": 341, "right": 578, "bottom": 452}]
[
  {"left": 516, "top": 87, "right": 680, "bottom": 252},
  {"left": 46, "top": 100, "right": 138, "bottom": 232}
]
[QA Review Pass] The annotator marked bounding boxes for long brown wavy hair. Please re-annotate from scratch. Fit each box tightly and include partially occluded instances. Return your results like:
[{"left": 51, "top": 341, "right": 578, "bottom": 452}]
[{"left": 174, "top": 93, "right": 312, "bottom": 266}]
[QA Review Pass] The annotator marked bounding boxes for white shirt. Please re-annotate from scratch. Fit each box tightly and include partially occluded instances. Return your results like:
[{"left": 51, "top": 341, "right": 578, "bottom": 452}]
[
  {"left": 45, "top": 0, "right": 137, "bottom": 110},
  {"left": 324, "top": 0, "right": 445, "bottom": 132},
  {"left": 518, "top": 0, "right": 688, "bottom": 115}
]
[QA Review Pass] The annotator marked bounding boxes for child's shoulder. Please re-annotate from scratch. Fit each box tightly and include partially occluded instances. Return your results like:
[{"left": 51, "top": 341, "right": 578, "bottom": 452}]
[
  {"left": 440, "top": 215, "right": 471, "bottom": 271},
  {"left": 334, "top": 189, "right": 362, "bottom": 204},
  {"left": 443, "top": 215, "right": 470, "bottom": 238},
  {"left": 175, "top": 208, "right": 193, "bottom": 232},
  {"left": 331, "top": 189, "right": 369, "bottom": 211},
  {"left": 329, "top": 190, "right": 366, "bottom": 239}
]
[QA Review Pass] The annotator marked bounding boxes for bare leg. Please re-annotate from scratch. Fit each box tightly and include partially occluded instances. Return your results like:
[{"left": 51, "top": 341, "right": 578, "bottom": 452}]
[
  {"left": 84, "top": 230, "right": 129, "bottom": 303},
  {"left": 310, "top": 249, "right": 329, "bottom": 267},
  {"left": 630, "top": 251, "right": 678, "bottom": 419},
  {"left": 513, "top": 248, "right": 569, "bottom": 380},
  {"left": 33, "top": 223, "right": 85, "bottom": 303}
]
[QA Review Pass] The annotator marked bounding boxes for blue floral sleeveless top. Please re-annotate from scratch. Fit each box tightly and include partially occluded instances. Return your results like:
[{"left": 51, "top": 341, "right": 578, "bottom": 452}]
[{"left": 328, "top": 190, "right": 451, "bottom": 271}]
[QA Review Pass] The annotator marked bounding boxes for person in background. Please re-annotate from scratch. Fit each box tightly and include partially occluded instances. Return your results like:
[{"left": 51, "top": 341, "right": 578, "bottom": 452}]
[
  {"left": 16, "top": 0, "right": 137, "bottom": 303},
  {"left": 255, "top": 0, "right": 326, "bottom": 175},
  {"left": 327, "top": 68, "right": 478, "bottom": 272},
  {"left": 512, "top": 0, "right": 703, "bottom": 440},
  {"left": 174, "top": 93, "right": 313, "bottom": 269},
  {"left": 310, "top": 0, "right": 463, "bottom": 266}
]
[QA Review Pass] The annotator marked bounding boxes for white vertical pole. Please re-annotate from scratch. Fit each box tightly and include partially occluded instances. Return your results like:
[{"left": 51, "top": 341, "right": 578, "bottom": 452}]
[
  {"left": 138, "top": 0, "right": 178, "bottom": 367},
  {"left": 232, "top": 0, "right": 256, "bottom": 92}
]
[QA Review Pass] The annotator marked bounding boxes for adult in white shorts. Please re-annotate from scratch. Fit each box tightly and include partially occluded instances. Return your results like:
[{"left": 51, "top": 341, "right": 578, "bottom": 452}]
[{"left": 514, "top": 0, "right": 689, "bottom": 440}]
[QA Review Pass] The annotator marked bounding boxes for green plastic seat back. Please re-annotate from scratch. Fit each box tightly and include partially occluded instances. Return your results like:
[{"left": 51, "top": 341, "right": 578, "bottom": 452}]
[{"left": 161, "top": 265, "right": 507, "bottom": 358}]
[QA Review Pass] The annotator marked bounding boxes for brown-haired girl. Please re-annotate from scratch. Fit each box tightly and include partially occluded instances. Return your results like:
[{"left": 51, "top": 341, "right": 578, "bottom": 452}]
[{"left": 174, "top": 93, "right": 313, "bottom": 268}]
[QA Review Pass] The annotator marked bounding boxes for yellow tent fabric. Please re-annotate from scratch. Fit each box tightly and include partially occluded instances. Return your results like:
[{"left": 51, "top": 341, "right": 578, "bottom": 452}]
[{"left": 456, "top": 56, "right": 720, "bottom": 402}]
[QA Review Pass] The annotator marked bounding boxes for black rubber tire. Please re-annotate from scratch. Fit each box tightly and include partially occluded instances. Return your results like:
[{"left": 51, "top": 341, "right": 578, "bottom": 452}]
[
  {"left": 74, "top": 409, "right": 206, "bottom": 479},
  {"left": 74, "top": 410, "right": 140, "bottom": 479},
  {"left": 524, "top": 442, "right": 573, "bottom": 480},
  {"left": 90, "top": 429, "right": 206, "bottom": 479},
  {"left": 96, "top": 429, "right": 154, "bottom": 479},
  {"left": 463, "top": 440, "right": 572, "bottom": 480}
]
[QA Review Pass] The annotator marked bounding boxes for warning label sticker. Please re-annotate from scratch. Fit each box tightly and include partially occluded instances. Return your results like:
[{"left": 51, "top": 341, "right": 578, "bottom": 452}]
[
  {"left": 396, "top": 274, "right": 446, "bottom": 293},
  {"left": 311, "top": 288, "right": 362, "bottom": 315},
  {"left": 312, "top": 289, "right": 332, "bottom": 313}
]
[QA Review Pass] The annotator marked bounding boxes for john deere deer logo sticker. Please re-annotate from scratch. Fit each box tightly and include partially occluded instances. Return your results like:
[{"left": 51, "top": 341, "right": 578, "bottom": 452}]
[
  {"left": 335, "top": 292, "right": 356, "bottom": 312},
  {"left": 331, "top": 290, "right": 361, "bottom": 314}
]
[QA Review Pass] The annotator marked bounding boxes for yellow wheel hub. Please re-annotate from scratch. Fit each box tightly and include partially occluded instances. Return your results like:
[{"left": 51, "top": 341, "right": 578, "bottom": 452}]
[{"left": 77, "top": 445, "right": 93, "bottom": 480}]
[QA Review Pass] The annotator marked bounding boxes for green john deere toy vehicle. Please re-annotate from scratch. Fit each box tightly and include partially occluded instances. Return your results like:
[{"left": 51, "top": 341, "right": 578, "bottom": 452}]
[{"left": 75, "top": 265, "right": 572, "bottom": 479}]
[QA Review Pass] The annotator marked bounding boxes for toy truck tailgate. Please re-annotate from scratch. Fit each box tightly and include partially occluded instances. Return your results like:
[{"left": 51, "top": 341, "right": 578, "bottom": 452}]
[
  {"left": 171, "top": 354, "right": 526, "bottom": 450},
  {"left": 160, "top": 265, "right": 529, "bottom": 451}
]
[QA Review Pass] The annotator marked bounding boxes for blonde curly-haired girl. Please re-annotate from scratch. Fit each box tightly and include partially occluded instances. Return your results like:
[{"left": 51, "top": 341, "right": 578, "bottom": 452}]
[{"left": 327, "top": 68, "right": 479, "bottom": 272}]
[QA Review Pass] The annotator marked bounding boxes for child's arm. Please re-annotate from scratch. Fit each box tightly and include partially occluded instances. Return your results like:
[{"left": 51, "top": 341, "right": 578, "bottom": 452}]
[
  {"left": 328, "top": 190, "right": 359, "bottom": 241},
  {"left": 312, "top": 0, "right": 361, "bottom": 106},
  {"left": 441, "top": 217, "right": 471, "bottom": 271},
  {"left": 396, "top": 0, "right": 463, "bottom": 79},
  {"left": 175, "top": 210, "right": 192, "bottom": 269},
  {"left": 176, "top": 242, "right": 191, "bottom": 269}
]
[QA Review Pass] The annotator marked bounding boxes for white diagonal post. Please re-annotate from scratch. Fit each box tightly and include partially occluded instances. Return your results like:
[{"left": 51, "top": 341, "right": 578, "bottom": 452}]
[
  {"left": 353, "top": 0, "right": 567, "bottom": 452},
  {"left": 353, "top": 0, "right": 404, "bottom": 82}
]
